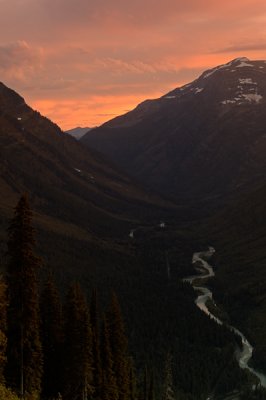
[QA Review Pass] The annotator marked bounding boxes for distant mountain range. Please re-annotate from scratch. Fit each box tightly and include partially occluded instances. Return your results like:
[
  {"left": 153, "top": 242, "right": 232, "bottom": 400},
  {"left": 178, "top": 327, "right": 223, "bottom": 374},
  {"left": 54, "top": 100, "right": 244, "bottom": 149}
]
[
  {"left": 66, "top": 127, "right": 91, "bottom": 139},
  {"left": 82, "top": 57, "right": 266, "bottom": 200}
]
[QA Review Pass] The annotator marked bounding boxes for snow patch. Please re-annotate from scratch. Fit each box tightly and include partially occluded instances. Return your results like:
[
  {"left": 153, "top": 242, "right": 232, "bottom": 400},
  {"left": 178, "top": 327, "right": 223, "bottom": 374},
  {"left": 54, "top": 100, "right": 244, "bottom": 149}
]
[
  {"left": 195, "top": 87, "right": 204, "bottom": 94},
  {"left": 74, "top": 168, "right": 81, "bottom": 173},
  {"left": 236, "top": 61, "right": 254, "bottom": 68},
  {"left": 239, "top": 78, "right": 257, "bottom": 85},
  {"left": 242, "top": 93, "right": 263, "bottom": 103},
  {"left": 164, "top": 96, "right": 176, "bottom": 99},
  {"left": 202, "top": 58, "right": 251, "bottom": 79},
  {"left": 221, "top": 100, "right": 236, "bottom": 104},
  {"left": 179, "top": 83, "right": 192, "bottom": 91},
  {"left": 221, "top": 93, "right": 263, "bottom": 105},
  {"left": 203, "top": 69, "right": 217, "bottom": 79}
]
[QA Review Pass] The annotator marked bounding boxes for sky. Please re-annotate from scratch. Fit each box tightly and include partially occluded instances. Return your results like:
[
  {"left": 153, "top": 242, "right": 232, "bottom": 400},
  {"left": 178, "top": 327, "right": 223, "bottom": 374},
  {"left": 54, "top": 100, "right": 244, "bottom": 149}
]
[{"left": 1, "top": 0, "right": 266, "bottom": 130}]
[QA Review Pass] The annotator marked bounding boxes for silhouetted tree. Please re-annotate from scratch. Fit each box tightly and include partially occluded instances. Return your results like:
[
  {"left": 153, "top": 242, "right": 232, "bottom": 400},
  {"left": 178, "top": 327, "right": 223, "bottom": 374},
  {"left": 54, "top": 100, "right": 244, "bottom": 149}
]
[
  {"left": 107, "top": 292, "right": 130, "bottom": 400},
  {"left": 147, "top": 370, "right": 155, "bottom": 400},
  {"left": 141, "top": 367, "right": 148, "bottom": 400},
  {"left": 40, "top": 272, "right": 63, "bottom": 398},
  {"left": 128, "top": 361, "right": 137, "bottom": 400},
  {"left": 101, "top": 315, "right": 118, "bottom": 400},
  {"left": 5, "top": 193, "right": 42, "bottom": 399},
  {"left": 162, "top": 353, "right": 175, "bottom": 400},
  {"left": 90, "top": 289, "right": 102, "bottom": 399},
  {"left": 63, "top": 283, "right": 93, "bottom": 400}
]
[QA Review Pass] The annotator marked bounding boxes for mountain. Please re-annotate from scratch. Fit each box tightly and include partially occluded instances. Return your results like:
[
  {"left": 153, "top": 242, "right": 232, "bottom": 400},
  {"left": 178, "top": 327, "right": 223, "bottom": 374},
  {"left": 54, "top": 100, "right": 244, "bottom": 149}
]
[
  {"left": 1, "top": 81, "right": 236, "bottom": 399},
  {"left": 0, "top": 80, "right": 179, "bottom": 284},
  {"left": 1, "top": 81, "right": 266, "bottom": 398},
  {"left": 66, "top": 126, "right": 91, "bottom": 139},
  {"left": 82, "top": 57, "right": 266, "bottom": 200}
]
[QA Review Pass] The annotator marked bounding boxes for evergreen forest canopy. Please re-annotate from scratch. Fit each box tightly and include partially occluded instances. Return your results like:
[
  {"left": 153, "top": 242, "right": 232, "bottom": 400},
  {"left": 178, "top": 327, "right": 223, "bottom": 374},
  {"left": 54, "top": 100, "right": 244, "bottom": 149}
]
[{"left": 1, "top": 194, "right": 266, "bottom": 400}]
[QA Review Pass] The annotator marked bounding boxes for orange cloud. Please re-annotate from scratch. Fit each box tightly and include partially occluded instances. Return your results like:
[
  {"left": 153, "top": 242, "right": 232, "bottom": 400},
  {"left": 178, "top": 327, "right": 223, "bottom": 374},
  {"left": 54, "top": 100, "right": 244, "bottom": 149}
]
[
  {"left": 31, "top": 93, "right": 164, "bottom": 130},
  {"left": 1, "top": 0, "right": 266, "bottom": 129}
]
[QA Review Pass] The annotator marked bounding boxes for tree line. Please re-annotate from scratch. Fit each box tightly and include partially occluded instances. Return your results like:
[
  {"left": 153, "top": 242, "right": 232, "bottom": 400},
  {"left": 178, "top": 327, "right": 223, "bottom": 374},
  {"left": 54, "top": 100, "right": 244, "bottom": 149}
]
[{"left": 0, "top": 194, "right": 145, "bottom": 400}]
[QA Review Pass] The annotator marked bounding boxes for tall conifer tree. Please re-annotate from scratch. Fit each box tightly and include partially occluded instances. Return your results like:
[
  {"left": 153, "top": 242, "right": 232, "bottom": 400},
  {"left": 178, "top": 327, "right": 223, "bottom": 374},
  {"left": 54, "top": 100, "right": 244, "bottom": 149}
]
[
  {"left": 63, "top": 283, "right": 93, "bottom": 400},
  {"left": 147, "top": 370, "right": 155, "bottom": 400},
  {"left": 40, "top": 272, "right": 63, "bottom": 398},
  {"left": 5, "top": 193, "right": 42, "bottom": 399},
  {"left": 100, "top": 315, "right": 118, "bottom": 400},
  {"left": 162, "top": 353, "right": 175, "bottom": 400},
  {"left": 128, "top": 362, "right": 137, "bottom": 400},
  {"left": 142, "top": 367, "right": 148, "bottom": 400},
  {"left": 90, "top": 289, "right": 102, "bottom": 399},
  {"left": 107, "top": 292, "right": 130, "bottom": 400}
]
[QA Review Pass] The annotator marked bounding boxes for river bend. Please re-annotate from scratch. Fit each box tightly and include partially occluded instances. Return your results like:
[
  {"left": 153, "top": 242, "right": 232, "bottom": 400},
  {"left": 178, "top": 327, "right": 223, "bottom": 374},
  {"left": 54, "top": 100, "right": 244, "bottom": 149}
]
[{"left": 183, "top": 248, "right": 266, "bottom": 388}]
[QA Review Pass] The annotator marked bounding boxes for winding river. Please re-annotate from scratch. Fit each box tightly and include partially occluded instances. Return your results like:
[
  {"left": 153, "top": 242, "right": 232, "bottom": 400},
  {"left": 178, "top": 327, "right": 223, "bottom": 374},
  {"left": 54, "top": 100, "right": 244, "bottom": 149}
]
[{"left": 184, "top": 248, "right": 266, "bottom": 388}]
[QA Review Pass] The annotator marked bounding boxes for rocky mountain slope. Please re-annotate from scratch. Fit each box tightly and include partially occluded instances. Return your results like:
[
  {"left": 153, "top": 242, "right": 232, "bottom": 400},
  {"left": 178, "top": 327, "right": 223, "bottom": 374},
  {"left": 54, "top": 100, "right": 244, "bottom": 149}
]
[{"left": 82, "top": 57, "right": 266, "bottom": 200}]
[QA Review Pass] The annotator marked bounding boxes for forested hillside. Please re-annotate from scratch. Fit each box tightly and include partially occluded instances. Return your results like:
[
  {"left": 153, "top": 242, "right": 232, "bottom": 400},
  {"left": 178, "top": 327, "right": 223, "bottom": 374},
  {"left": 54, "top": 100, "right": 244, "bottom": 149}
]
[{"left": 1, "top": 194, "right": 265, "bottom": 400}]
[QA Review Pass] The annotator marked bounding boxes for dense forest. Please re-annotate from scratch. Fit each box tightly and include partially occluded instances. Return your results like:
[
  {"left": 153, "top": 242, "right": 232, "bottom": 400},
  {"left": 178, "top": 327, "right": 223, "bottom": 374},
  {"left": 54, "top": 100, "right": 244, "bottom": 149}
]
[{"left": 1, "top": 194, "right": 266, "bottom": 400}]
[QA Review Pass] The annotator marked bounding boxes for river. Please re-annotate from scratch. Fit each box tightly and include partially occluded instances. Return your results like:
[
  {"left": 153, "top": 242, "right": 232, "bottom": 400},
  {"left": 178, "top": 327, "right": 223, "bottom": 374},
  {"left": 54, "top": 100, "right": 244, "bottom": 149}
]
[{"left": 183, "top": 247, "right": 266, "bottom": 389}]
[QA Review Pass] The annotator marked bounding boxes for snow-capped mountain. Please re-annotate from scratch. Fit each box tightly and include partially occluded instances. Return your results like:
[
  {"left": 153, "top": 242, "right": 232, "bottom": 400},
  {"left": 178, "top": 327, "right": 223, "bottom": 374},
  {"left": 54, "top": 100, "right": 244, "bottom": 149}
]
[
  {"left": 82, "top": 57, "right": 266, "bottom": 199},
  {"left": 164, "top": 57, "right": 264, "bottom": 105}
]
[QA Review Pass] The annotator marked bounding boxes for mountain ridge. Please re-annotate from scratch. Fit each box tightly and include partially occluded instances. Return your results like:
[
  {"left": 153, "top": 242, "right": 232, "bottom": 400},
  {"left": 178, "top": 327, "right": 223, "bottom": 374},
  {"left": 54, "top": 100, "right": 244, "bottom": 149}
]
[
  {"left": 82, "top": 57, "right": 266, "bottom": 200},
  {"left": 0, "top": 79, "right": 181, "bottom": 280}
]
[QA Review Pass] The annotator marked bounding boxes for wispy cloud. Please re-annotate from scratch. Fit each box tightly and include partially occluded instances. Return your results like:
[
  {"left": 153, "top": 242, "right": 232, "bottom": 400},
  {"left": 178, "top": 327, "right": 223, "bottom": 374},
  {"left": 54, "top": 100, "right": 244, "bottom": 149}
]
[
  {"left": 213, "top": 42, "right": 266, "bottom": 54},
  {"left": 0, "top": 41, "right": 42, "bottom": 69},
  {"left": 1, "top": 0, "right": 266, "bottom": 128},
  {"left": 0, "top": 41, "right": 43, "bottom": 82}
]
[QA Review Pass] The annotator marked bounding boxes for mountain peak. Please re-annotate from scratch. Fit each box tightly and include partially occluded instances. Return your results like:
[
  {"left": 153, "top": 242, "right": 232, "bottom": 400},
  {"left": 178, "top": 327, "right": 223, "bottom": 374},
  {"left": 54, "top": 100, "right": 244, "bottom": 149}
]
[
  {"left": 82, "top": 56, "right": 266, "bottom": 199},
  {"left": 231, "top": 56, "right": 250, "bottom": 63},
  {"left": 200, "top": 57, "right": 255, "bottom": 80}
]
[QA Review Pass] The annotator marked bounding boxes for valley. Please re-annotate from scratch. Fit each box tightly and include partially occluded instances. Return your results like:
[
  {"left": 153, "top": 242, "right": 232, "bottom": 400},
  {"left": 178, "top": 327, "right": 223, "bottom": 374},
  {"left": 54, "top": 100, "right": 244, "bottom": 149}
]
[{"left": 2, "top": 57, "right": 266, "bottom": 399}]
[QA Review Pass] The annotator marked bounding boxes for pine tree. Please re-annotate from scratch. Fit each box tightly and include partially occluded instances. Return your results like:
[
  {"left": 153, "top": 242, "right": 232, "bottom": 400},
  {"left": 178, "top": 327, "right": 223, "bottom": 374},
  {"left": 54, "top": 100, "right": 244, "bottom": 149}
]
[
  {"left": 0, "top": 277, "right": 7, "bottom": 384},
  {"left": 107, "top": 292, "right": 130, "bottom": 400},
  {"left": 100, "top": 315, "right": 118, "bottom": 400},
  {"left": 128, "top": 361, "right": 137, "bottom": 400},
  {"left": 147, "top": 370, "right": 155, "bottom": 400},
  {"left": 162, "top": 353, "right": 175, "bottom": 400},
  {"left": 63, "top": 283, "right": 93, "bottom": 400},
  {"left": 142, "top": 366, "right": 148, "bottom": 400},
  {"left": 40, "top": 272, "right": 63, "bottom": 398},
  {"left": 5, "top": 193, "right": 43, "bottom": 399},
  {"left": 90, "top": 289, "right": 102, "bottom": 399}
]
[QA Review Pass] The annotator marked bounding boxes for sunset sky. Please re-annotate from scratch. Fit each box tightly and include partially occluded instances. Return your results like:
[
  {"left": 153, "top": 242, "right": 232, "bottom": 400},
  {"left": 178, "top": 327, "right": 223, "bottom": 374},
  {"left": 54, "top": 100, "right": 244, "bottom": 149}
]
[{"left": 1, "top": 0, "right": 266, "bottom": 130}]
